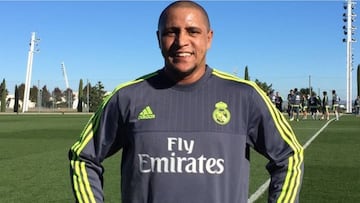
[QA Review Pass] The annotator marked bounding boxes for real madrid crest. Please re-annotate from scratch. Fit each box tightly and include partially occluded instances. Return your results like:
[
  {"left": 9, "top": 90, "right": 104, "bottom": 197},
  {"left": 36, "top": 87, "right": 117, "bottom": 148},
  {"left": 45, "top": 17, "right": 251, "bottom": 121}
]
[{"left": 212, "top": 101, "right": 231, "bottom": 125}]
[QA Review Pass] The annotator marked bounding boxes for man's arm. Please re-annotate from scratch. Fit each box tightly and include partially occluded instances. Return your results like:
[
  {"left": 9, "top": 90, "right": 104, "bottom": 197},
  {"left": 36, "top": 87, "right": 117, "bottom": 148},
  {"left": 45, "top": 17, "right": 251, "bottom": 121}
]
[
  {"left": 68, "top": 93, "right": 123, "bottom": 203},
  {"left": 247, "top": 84, "right": 304, "bottom": 203}
]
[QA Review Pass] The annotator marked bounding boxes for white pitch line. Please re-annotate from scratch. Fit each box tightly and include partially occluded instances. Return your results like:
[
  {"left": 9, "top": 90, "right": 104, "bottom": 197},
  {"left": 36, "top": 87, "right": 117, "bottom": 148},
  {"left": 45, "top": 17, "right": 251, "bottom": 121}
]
[
  {"left": 302, "top": 118, "right": 335, "bottom": 149},
  {"left": 248, "top": 118, "right": 335, "bottom": 203}
]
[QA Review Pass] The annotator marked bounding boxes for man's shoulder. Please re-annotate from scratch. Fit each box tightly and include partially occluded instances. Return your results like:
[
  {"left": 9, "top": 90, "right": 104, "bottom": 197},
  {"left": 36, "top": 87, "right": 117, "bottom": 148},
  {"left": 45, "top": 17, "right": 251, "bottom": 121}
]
[
  {"left": 210, "top": 68, "right": 257, "bottom": 88},
  {"left": 108, "top": 70, "right": 160, "bottom": 95}
]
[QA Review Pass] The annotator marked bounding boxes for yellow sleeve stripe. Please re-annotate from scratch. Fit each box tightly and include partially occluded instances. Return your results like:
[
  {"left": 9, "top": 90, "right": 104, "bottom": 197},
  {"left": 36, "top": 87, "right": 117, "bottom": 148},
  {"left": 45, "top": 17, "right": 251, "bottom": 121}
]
[
  {"left": 279, "top": 156, "right": 294, "bottom": 203},
  {"left": 212, "top": 69, "right": 304, "bottom": 203},
  {"left": 71, "top": 160, "right": 94, "bottom": 203},
  {"left": 71, "top": 160, "right": 84, "bottom": 203},
  {"left": 80, "top": 161, "right": 96, "bottom": 203}
]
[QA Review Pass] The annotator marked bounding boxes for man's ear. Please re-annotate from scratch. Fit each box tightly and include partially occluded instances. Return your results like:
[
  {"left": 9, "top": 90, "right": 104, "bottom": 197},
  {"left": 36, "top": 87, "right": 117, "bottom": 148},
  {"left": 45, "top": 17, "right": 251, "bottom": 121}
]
[{"left": 207, "top": 30, "right": 214, "bottom": 50}]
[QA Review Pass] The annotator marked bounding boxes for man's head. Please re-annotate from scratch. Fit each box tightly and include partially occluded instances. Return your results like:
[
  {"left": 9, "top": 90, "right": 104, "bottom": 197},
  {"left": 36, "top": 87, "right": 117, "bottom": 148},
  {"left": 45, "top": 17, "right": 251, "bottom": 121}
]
[
  {"left": 158, "top": 1, "right": 211, "bottom": 31},
  {"left": 157, "top": 1, "right": 213, "bottom": 84}
]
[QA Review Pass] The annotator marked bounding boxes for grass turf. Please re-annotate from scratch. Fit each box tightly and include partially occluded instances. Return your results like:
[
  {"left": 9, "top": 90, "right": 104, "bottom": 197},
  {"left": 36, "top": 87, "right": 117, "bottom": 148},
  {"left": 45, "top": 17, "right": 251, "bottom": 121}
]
[
  {"left": 0, "top": 114, "right": 90, "bottom": 202},
  {"left": 299, "top": 115, "right": 360, "bottom": 203},
  {"left": 253, "top": 115, "right": 360, "bottom": 203},
  {"left": 0, "top": 114, "right": 358, "bottom": 202}
]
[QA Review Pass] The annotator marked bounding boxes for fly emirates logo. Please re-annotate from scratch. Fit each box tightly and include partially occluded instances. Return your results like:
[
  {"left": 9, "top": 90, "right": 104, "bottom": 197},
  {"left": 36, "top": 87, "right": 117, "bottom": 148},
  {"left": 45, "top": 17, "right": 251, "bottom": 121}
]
[{"left": 138, "top": 137, "right": 225, "bottom": 174}]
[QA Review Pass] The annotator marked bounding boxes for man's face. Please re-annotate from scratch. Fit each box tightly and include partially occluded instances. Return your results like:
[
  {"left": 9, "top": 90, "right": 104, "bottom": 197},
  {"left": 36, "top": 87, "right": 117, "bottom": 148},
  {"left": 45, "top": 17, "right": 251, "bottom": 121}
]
[{"left": 157, "top": 6, "right": 213, "bottom": 82}]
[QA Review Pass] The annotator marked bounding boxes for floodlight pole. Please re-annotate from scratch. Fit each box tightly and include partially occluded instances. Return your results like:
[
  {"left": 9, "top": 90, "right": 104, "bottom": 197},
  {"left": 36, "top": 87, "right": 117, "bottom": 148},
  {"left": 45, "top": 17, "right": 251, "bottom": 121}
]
[
  {"left": 23, "top": 32, "right": 37, "bottom": 113},
  {"left": 309, "top": 75, "right": 312, "bottom": 95},
  {"left": 344, "top": 0, "right": 357, "bottom": 113},
  {"left": 87, "top": 79, "right": 90, "bottom": 113},
  {"left": 346, "top": 0, "right": 352, "bottom": 113}
]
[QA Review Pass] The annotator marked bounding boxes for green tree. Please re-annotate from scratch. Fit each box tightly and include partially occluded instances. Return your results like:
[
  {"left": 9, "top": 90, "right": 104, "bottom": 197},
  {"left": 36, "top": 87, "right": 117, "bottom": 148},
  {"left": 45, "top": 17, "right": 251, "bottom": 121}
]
[
  {"left": 18, "top": 83, "right": 25, "bottom": 101},
  {"left": 14, "top": 85, "right": 19, "bottom": 113},
  {"left": 83, "top": 82, "right": 91, "bottom": 112},
  {"left": 244, "top": 66, "right": 250, "bottom": 80},
  {"left": 77, "top": 79, "right": 84, "bottom": 112},
  {"left": 29, "top": 85, "right": 38, "bottom": 102},
  {"left": 1, "top": 79, "right": 6, "bottom": 112},
  {"left": 254, "top": 79, "right": 273, "bottom": 95},
  {"left": 63, "top": 88, "right": 74, "bottom": 108},
  {"left": 299, "top": 88, "right": 315, "bottom": 96},
  {"left": 41, "top": 85, "right": 52, "bottom": 108},
  {"left": 89, "top": 81, "right": 106, "bottom": 112},
  {"left": 53, "top": 87, "right": 63, "bottom": 102},
  {"left": 357, "top": 64, "right": 359, "bottom": 97},
  {"left": 52, "top": 87, "right": 63, "bottom": 103}
]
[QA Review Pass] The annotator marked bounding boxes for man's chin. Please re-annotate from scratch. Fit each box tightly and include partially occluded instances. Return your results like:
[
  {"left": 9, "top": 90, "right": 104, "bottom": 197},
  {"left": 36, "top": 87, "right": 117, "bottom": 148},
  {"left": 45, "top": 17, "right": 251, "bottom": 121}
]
[{"left": 165, "top": 65, "right": 196, "bottom": 79}]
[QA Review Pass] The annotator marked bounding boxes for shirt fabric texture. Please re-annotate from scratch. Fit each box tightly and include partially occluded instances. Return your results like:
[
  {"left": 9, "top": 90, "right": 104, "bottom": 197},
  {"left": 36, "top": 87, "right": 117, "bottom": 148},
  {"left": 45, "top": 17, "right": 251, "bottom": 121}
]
[{"left": 69, "top": 67, "right": 304, "bottom": 203}]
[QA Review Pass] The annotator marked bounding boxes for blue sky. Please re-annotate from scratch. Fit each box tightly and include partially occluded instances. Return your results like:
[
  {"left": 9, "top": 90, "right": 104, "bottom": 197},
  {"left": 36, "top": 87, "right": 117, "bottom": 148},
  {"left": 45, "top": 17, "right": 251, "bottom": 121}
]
[{"left": 1, "top": 0, "right": 359, "bottom": 101}]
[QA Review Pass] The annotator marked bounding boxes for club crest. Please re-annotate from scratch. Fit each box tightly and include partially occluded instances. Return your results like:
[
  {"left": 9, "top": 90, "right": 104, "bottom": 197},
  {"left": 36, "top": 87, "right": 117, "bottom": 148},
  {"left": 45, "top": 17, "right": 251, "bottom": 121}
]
[{"left": 212, "top": 101, "right": 231, "bottom": 125}]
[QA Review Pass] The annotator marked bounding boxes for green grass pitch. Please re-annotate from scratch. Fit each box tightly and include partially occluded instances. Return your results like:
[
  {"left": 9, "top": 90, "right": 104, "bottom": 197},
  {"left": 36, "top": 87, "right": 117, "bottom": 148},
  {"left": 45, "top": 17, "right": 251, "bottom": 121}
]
[{"left": 0, "top": 114, "right": 359, "bottom": 202}]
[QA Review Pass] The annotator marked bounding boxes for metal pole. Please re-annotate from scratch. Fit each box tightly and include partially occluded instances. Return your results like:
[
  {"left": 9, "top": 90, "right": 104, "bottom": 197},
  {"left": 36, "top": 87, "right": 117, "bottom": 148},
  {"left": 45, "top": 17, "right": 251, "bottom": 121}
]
[
  {"left": 68, "top": 90, "right": 71, "bottom": 109},
  {"left": 309, "top": 75, "right": 311, "bottom": 95},
  {"left": 23, "top": 32, "right": 36, "bottom": 113},
  {"left": 344, "top": 0, "right": 357, "bottom": 113},
  {"left": 87, "top": 79, "right": 90, "bottom": 113},
  {"left": 346, "top": 0, "right": 352, "bottom": 113},
  {"left": 38, "top": 80, "right": 41, "bottom": 112},
  {"left": 52, "top": 91, "right": 55, "bottom": 111}
]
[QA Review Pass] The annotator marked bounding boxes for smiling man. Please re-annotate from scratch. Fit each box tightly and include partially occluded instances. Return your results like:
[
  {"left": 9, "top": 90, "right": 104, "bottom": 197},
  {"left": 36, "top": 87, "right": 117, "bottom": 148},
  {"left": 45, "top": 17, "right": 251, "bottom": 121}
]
[
  {"left": 157, "top": 1, "right": 212, "bottom": 84},
  {"left": 69, "top": 1, "right": 304, "bottom": 203}
]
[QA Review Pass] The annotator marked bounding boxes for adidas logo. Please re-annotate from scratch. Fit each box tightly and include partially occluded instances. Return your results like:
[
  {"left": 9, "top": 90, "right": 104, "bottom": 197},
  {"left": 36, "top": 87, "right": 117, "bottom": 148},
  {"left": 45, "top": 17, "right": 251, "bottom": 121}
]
[{"left": 138, "top": 106, "right": 156, "bottom": 120}]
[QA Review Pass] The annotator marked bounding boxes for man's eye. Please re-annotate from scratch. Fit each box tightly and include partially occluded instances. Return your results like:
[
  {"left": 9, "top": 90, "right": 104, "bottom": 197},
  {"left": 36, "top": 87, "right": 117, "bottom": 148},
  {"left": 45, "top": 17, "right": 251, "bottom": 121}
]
[
  {"left": 163, "top": 30, "right": 176, "bottom": 36},
  {"left": 188, "top": 29, "right": 201, "bottom": 35}
]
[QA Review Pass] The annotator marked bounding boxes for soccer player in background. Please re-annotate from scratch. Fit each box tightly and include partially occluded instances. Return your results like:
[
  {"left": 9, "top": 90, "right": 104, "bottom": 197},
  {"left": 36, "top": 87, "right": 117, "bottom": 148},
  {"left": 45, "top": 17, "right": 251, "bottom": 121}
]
[
  {"left": 290, "top": 88, "right": 301, "bottom": 121},
  {"left": 275, "top": 91, "right": 283, "bottom": 112},
  {"left": 301, "top": 94, "right": 309, "bottom": 119},
  {"left": 321, "top": 91, "right": 329, "bottom": 120},
  {"left": 332, "top": 89, "right": 340, "bottom": 120},
  {"left": 309, "top": 92, "right": 319, "bottom": 120},
  {"left": 68, "top": 1, "right": 304, "bottom": 202},
  {"left": 355, "top": 96, "right": 360, "bottom": 115},
  {"left": 287, "top": 89, "right": 294, "bottom": 117}
]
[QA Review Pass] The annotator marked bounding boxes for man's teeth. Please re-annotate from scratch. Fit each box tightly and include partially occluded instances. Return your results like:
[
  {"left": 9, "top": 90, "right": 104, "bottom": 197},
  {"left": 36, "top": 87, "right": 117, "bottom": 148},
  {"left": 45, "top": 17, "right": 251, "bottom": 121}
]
[{"left": 176, "top": 53, "right": 192, "bottom": 57}]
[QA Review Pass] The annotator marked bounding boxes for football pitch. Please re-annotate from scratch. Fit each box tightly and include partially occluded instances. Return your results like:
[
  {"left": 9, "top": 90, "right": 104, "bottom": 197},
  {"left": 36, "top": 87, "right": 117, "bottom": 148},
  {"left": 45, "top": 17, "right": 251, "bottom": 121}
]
[{"left": 0, "top": 114, "right": 359, "bottom": 202}]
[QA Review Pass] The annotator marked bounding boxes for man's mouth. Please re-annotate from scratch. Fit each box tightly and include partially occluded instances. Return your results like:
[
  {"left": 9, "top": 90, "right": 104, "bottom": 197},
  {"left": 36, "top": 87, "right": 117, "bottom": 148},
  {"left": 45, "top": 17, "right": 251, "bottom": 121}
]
[{"left": 174, "top": 52, "right": 193, "bottom": 57}]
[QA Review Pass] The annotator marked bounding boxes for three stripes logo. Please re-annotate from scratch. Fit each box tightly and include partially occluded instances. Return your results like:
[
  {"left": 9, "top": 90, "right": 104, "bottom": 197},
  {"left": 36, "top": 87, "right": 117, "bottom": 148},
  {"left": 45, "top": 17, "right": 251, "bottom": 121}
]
[{"left": 138, "top": 106, "right": 156, "bottom": 120}]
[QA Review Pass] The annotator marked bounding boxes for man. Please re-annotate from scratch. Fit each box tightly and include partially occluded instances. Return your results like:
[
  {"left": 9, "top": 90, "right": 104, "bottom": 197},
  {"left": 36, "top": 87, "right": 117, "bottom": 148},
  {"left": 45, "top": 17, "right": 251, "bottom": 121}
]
[
  {"left": 275, "top": 91, "right": 283, "bottom": 112},
  {"left": 287, "top": 89, "right": 294, "bottom": 117},
  {"left": 268, "top": 90, "right": 275, "bottom": 104},
  {"left": 68, "top": 1, "right": 303, "bottom": 203},
  {"left": 309, "top": 92, "right": 319, "bottom": 120},
  {"left": 301, "top": 94, "right": 309, "bottom": 120},
  {"left": 290, "top": 88, "right": 301, "bottom": 121},
  {"left": 321, "top": 91, "right": 329, "bottom": 120},
  {"left": 355, "top": 96, "right": 360, "bottom": 115},
  {"left": 332, "top": 89, "right": 340, "bottom": 120}
]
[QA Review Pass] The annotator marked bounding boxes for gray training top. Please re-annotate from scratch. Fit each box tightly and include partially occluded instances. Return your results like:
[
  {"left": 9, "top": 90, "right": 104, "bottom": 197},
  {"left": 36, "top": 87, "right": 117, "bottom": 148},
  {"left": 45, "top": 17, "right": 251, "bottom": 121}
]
[{"left": 69, "top": 67, "right": 304, "bottom": 203}]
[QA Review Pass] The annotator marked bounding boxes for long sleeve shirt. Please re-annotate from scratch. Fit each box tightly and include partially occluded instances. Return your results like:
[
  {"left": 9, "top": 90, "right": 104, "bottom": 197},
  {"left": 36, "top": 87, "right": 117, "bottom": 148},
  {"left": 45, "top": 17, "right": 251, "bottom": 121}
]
[{"left": 69, "top": 67, "right": 304, "bottom": 203}]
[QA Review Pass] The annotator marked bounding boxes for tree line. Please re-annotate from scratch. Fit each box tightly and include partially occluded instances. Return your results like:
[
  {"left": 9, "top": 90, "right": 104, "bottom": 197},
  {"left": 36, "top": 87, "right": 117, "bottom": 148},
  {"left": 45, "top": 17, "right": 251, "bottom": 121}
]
[
  {"left": 1, "top": 64, "right": 360, "bottom": 113},
  {"left": 0, "top": 79, "right": 107, "bottom": 112}
]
